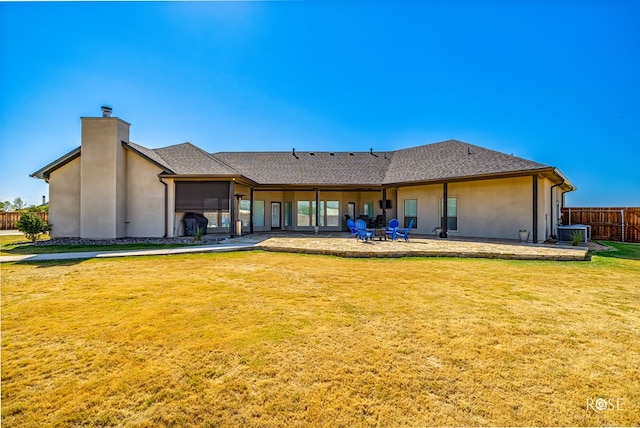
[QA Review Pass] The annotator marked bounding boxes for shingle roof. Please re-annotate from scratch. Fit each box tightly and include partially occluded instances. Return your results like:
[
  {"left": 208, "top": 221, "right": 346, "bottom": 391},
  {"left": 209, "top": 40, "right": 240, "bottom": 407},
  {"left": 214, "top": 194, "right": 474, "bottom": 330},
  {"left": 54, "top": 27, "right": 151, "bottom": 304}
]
[
  {"left": 213, "top": 151, "right": 392, "bottom": 185},
  {"left": 125, "top": 141, "right": 174, "bottom": 173},
  {"left": 383, "top": 140, "right": 547, "bottom": 184},
  {"left": 33, "top": 138, "right": 560, "bottom": 187},
  {"left": 153, "top": 142, "right": 239, "bottom": 175}
]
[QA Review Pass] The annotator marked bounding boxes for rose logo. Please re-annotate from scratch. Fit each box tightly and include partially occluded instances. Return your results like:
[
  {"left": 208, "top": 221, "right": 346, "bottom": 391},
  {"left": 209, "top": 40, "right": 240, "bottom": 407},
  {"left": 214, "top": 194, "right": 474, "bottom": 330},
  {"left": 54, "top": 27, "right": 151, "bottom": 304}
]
[{"left": 595, "top": 398, "right": 607, "bottom": 411}]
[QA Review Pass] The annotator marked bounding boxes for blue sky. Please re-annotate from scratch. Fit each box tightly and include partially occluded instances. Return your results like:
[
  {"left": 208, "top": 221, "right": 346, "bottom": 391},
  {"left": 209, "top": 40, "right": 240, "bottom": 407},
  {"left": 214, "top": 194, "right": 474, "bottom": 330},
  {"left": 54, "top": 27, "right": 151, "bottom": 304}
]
[{"left": 1, "top": 0, "right": 638, "bottom": 207}]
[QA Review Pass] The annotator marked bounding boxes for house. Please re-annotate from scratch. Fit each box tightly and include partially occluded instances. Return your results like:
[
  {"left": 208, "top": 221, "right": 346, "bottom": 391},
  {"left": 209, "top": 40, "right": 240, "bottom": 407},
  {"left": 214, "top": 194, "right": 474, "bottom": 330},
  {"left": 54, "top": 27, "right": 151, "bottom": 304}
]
[{"left": 31, "top": 108, "right": 575, "bottom": 242}]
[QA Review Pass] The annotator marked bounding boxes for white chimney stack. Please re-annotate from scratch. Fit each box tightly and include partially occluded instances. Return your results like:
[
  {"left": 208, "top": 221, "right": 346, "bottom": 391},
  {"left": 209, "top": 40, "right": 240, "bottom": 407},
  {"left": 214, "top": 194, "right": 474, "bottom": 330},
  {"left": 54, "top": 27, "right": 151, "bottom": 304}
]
[{"left": 101, "top": 106, "right": 113, "bottom": 117}]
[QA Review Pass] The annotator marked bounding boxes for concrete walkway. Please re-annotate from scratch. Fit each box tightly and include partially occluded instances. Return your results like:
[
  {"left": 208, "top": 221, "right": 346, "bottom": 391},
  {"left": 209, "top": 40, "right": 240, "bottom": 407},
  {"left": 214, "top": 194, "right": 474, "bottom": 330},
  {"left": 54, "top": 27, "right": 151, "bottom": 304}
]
[
  {"left": 0, "top": 243, "right": 256, "bottom": 263},
  {"left": 1, "top": 232, "right": 590, "bottom": 262}
]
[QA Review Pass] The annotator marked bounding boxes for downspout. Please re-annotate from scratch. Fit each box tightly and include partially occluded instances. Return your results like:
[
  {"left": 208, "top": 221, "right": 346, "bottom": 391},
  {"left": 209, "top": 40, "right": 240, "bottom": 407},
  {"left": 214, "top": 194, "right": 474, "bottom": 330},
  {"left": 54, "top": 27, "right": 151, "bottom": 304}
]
[
  {"left": 159, "top": 177, "right": 168, "bottom": 238},
  {"left": 550, "top": 179, "right": 564, "bottom": 239}
]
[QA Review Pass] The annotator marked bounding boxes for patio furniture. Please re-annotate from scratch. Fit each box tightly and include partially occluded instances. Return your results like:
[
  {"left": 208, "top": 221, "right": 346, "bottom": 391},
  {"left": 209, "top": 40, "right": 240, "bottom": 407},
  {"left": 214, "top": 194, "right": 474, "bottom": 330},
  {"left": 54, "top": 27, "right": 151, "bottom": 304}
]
[
  {"left": 355, "top": 219, "right": 374, "bottom": 242},
  {"left": 373, "top": 228, "right": 387, "bottom": 240},
  {"left": 373, "top": 214, "right": 385, "bottom": 228},
  {"left": 357, "top": 214, "right": 372, "bottom": 227},
  {"left": 385, "top": 219, "right": 399, "bottom": 240},
  {"left": 393, "top": 219, "right": 414, "bottom": 241},
  {"left": 346, "top": 218, "right": 358, "bottom": 238}
]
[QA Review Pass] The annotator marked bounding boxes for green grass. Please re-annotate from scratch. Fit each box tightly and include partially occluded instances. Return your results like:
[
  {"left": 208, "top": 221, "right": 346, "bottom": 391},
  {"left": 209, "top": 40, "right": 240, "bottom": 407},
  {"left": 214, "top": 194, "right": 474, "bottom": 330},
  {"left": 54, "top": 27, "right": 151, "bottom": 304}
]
[
  {"left": 2, "top": 251, "right": 639, "bottom": 427},
  {"left": 593, "top": 241, "right": 640, "bottom": 260}
]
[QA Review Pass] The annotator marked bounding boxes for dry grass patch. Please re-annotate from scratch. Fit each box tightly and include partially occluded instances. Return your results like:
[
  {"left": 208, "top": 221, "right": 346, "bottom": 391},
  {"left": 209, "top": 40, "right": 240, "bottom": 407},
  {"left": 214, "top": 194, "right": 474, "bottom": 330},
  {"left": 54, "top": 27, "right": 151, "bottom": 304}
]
[{"left": 2, "top": 252, "right": 639, "bottom": 426}]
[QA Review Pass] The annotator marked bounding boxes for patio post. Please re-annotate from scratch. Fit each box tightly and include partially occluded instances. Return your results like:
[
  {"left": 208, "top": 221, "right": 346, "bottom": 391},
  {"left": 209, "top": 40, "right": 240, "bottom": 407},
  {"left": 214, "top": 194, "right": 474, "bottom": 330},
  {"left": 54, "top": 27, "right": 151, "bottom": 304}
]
[
  {"left": 250, "top": 188, "right": 254, "bottom": 234},
  {"left": 382, "top": 188, "right": 387, "bottom": 224},
  {"left": 229, "top": 181, "right": 235, "bottom": 237},
  {"left": 441, "top": 182, "right": 448, "bottom": 238},
  {"left": 315, "top": 188, "right": 320, "bottom": 234}
]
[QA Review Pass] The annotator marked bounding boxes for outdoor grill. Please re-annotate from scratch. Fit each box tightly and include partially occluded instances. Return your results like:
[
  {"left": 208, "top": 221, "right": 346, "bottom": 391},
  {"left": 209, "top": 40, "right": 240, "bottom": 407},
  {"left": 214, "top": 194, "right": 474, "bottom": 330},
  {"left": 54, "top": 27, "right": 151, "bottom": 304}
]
[{"left": 183, "top": 213, "right": 208, "bottom": 236}]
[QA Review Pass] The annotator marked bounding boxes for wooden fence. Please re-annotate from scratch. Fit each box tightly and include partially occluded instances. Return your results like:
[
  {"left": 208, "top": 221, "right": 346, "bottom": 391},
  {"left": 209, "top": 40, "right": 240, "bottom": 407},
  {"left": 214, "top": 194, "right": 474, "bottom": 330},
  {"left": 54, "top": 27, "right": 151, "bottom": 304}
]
[
  {"left": 0, "top": 212, "right": 49, "bottom": 230},
  {"left": 561, "top": 207, "right": 640, "bottom": 243}
]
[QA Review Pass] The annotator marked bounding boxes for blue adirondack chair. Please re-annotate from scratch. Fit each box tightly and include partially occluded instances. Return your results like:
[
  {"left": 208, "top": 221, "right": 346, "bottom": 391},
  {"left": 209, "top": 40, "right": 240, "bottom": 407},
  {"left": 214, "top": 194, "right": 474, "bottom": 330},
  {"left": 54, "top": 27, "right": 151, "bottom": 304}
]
[
  {"left": 355, "top": 219, "right": 374, "bottom": 242},
  {"left": 346, "top": 218, "right": 358, "bottom": 238},
  {"left": 385, "top": 218, "right": 399, "bottom": 240},
  {"left": 393, "top": 219, "right": 414, "bottom": 241}
]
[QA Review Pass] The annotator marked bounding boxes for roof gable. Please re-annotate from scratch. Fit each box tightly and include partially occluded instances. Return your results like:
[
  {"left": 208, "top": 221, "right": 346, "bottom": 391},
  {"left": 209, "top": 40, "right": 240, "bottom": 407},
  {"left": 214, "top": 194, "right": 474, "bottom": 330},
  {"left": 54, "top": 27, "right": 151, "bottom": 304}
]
[{"left": 30, "top": 146, "right": 81, "bottom": 180}]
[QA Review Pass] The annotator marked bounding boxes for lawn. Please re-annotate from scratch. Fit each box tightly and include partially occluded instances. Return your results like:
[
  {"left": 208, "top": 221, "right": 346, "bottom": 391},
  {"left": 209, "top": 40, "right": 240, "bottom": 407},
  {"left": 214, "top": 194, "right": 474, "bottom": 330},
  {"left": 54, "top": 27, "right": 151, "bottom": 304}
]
[{"left": 2, "top": 251, "right": 639, "bottom": 426}]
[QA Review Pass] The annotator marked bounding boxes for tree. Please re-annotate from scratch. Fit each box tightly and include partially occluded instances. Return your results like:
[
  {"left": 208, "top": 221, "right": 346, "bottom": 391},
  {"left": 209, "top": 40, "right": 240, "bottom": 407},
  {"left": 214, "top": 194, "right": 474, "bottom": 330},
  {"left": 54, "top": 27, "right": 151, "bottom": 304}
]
[
  {"left": 26, "top": 204, "right": 48, "bottom": 213},
  {"left": 0, "top": 200, "right": 11, "bottom": 212},
  {"left": 13, "top": 197, "right": 25, "bottom": 211},
  {"left": 16, "top": 212, "right": 50, "bottom": 243}
]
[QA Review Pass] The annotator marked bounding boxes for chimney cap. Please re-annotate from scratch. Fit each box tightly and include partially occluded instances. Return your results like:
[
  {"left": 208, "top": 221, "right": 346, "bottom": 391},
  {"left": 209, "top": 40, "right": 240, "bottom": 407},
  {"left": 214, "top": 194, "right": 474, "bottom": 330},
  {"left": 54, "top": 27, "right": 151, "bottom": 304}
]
[{"left": 101, "top": 106, "right": 113, "bottom": 117}]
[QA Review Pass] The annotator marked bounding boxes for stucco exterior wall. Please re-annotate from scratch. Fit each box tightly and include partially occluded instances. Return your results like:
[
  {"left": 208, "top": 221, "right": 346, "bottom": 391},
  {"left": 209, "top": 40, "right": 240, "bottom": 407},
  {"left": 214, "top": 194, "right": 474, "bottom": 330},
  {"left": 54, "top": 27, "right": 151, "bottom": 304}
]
[
  {"left": 451, "top": 177, "right": 533, "bottom": 240},
  {"left": 396, "top": 176, "right": 542, "bottom": 240},
  {"left": 125, "top": 152, "right": 166, "bottom": 237},
  {"left": 48, "top": 158, "right": 81, "bottom": 238}
]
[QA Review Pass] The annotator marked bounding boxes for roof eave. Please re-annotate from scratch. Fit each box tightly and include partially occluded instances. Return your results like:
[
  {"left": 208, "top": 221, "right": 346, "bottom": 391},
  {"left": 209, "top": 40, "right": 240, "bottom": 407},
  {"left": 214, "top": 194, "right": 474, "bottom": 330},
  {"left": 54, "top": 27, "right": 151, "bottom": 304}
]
[
  {"left": 253, "top": 182, "right": 385, "bottom": 191},
  {"left": 30, "top": 147, "right": 81, "bottom": 180},
  {"left": 158, "top": 173, "right": 258, "bottom": 186},
  {"left": 384, "top": 167, "right": 564, "bottom": 187}
]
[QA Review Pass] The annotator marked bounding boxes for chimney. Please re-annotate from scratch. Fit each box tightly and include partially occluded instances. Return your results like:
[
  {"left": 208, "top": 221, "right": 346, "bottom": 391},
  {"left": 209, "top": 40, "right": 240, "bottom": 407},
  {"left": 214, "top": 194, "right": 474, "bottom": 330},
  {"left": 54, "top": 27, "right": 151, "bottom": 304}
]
[{"left": 80, "top": 108, "right": 130, "bottom": 239}]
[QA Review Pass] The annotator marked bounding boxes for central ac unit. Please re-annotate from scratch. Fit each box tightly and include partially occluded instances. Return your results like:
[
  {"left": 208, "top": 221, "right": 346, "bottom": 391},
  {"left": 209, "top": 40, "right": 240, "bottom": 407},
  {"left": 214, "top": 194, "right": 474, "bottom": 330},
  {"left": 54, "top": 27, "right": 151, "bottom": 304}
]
[{"left": 557, "top": 225, "right": 591, "bottom": 242}]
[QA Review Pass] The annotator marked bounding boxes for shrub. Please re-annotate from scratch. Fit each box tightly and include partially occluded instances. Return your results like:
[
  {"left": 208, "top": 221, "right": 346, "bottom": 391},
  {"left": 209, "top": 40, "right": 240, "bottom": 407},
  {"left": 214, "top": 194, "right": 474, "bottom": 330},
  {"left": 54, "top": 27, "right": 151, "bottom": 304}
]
[
  {"left": 16, "top": 212, "right": 50, "bottom": 243},
  {"left": 570, "top": 230, "right": 584, "bottom": 246},
  {"left": 193, "top": 226, "right": 205, "bottom": 243}
]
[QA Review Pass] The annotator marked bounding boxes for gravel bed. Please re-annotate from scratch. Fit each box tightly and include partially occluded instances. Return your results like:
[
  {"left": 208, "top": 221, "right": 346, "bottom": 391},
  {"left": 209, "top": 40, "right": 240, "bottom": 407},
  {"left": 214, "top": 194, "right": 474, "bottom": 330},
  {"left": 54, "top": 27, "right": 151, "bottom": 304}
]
[{"left": 31, "top": 236, "right": 227, "bottom": 247}]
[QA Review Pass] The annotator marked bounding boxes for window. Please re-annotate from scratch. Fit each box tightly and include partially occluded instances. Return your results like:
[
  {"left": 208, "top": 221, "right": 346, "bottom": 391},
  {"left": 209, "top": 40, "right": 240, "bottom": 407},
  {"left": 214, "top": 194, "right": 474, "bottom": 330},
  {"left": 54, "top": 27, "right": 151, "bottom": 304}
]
[
  {"left": 312, "top": 201, "right": 318, "bottom": 226},
  {"left": 297, "top": 201, "right": 311, "bottom": 226},
  {"left": 284, "top": 201, "right": 292, "bottom": 227},
  {"left": 253, "top": 200, "right": 265, "bottom": 227},
  {"left": 441, "top": 197, "right": 458, "bottom": 231},
  {"left": 364, "top": 202, "right": 374, "bottom": 218},
  {"left": 239, "top": 200, "right": 251, "bottom": 227},
  {"left": 326, "top": 201, "right": 340, "bottom": 226},
  {"left": 296, "top": 200, "right": 340, "bottom": 227},
  {"left": 404, "top": 199, "right": 417, "bottom": 228}
]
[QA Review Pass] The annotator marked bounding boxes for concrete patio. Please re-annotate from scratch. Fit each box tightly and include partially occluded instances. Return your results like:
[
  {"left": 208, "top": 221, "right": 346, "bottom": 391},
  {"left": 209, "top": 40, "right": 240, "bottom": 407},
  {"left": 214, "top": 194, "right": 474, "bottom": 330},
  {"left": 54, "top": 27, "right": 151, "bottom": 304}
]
[{"left": 232, "top": 233, "right": 590, "bottom": 261}]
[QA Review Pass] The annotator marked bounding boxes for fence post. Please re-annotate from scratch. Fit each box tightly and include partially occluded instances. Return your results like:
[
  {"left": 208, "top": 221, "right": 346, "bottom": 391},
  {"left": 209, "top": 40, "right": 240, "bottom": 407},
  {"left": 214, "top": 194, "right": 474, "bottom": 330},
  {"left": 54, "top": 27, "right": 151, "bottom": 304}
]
[
  {"left": 568, "top": 208, "right": 571, "bottom": 225},
  {"left": 621, "top": 209, "right": 625, "bottom": 243}
]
